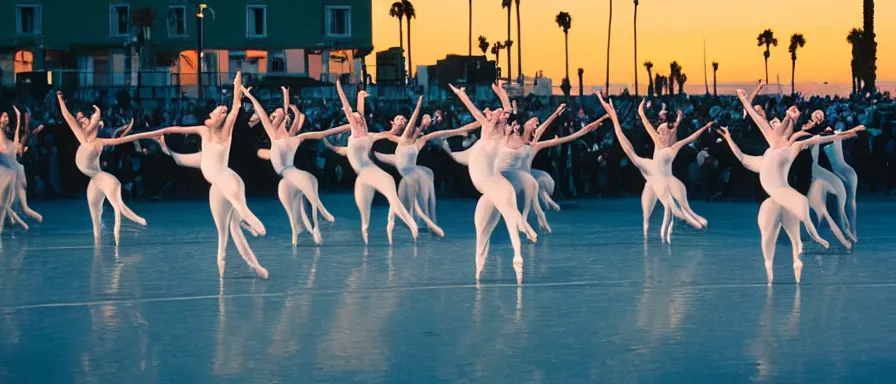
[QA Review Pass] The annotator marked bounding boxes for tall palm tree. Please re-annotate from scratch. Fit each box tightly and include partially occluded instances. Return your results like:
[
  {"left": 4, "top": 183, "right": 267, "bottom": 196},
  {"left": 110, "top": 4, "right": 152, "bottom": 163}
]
[
  {"left": 788, "top": 33, "right": 806, "bottom": 96},
  {"left": 478, "top": 35, "right": 490, "bottom": 55},
  {"left": 757, "top": 29, "right": 777, "bottom": 84},
  {"left": 863, "top": 0, "right": 876, "bottom": 93},
  {"left": 677, "top": 73, "right": 687, "bottom": 95},
  {"left": 502, "top": 0, "right": 513, "bottom": 83},
  {"left": 389, "top": 2, "right": 405, "bottom": 82},
  {"left": 515, "top": 0, "right": 522, "bottom": 85},
  {"left": 847, "top": 28, "right": 864, "bottom": 94},
  {"left": 578, "top": 68, "right": 584, "bottom": 100},
  {"left": 643, "top": 61, "right": 653, "bottom": 96},
  {"left": 555, "top": 11, "right": 572, "bottom": 97},
  {"left": 711, "top": 61, "right": 719, "bottom": 96},
  {"left": 491, "top": 41, "right": 505, "bottom": 73},
  {"left": 468, "top": 0, "right": 473, "bottom": 56},
  {"left": 669, "top": 61, "right": 681, "bottom": 95},
  {"left": 402, "top": 0, "right": 416, "bottom": 80},
  {"left": 605, "top": 0, "right": 613, "bottom": 96},
  {"left": 633, "top": 0, "right": 639, "bottom": 96}
]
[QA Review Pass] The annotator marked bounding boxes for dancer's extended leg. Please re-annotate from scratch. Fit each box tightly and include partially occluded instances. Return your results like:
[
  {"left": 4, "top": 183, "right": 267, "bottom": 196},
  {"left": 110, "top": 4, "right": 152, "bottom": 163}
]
[
  {"left": 843, "top": 172, "right": 858, "bottom": 241},
  {"left": 807, "top": 180, "right": 851, "bottom": 248},
  {"left": 282, "top": 168, "right": 323, "bottom": 243},
  {"left": 15, "top": 167, "right": 41, "bottom": 222},
  {"left": 780, "top": 209, "right": 804, "bottom": 283},
  {"left": 278, "top": 179, "right": 304, "bottom": 246},
  {"left": 228, "top": 214, "right": 268, "bottom": 279},
  {"left": 86, "top": 179, "right": 105, "bottom": 243},
  {"left": 209, "top": 186, "right": 232, "bottom": 277},
  {"left": 215, "top": 170, "right": 265, "bottom": 236},
  {"left": 758, "top": 199, "right": 783, "bottom": 284},
  {"left": 355, "top": 168, "right": 418, "bottom": 242},
  {"left": 669, "top": 177, "right": 707, "bottom": 227},
  {"left": 641, "top": 185, "right": 657, "bottom": 238},
  {"left": 502, "top": 171, "right": 538, "bottom": 237},
  {"left": 473, "top": 196, "right": 501, "bottom": 280},
  {"left": 533, "top": 169, "right": 560, "bottom": 211},
  {"left": 768, "top": 187, "right": 829, "bottom": 248},
  {"left": 831, "top": 181, "right": 855, "bottom": 243}
]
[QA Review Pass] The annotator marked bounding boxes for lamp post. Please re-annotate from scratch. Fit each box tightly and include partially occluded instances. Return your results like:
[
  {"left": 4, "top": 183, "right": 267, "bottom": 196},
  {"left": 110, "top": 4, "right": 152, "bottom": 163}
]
[{"left": 196, "top": 4, "right": 213, "bottom": 100}]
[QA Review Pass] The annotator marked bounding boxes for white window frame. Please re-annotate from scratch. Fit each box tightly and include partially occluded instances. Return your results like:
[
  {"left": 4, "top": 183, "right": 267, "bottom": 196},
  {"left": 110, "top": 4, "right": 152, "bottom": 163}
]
[
  {"left": 15, "top": 5, "right": 42, "bottom": 35},
  {"left": 325, "top": 6, "right": 352, "bottom": 38},
  {"left": 109, "top": 3, "right": 131, "bottom": 37},
  {"left": 167, "top": 6, "right": 187, "bottom": 37},
  {"left": 246, "top": 5, "right": 267, "bottom": 38}
]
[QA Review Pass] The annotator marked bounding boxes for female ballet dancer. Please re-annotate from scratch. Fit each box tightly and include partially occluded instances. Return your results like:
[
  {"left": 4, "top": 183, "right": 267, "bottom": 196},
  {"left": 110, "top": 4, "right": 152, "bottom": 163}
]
[
  {"left": 716, "top": 124, "right": 860, "bottom": 283},
  {"left": 373, "top": 96, "right": 481, "bottom": 235},
  {"left": 637, "top": 99, "right": 711, "bottom": 240},
  {"left": 595, "top": 94, "right": 704, "bottom": 244},
  {"left": 522, "top": 105, "right": 566, "bottom": 213},
  {"left": 0, "top": 108, "right": 30, "bottom": 232},
  {"left": 56, "top": 94, "right": 161, "bottom": 245},
  {"left": 242, "top": 86, "right": 343, "bottom": 246},
  {"left": 801, "top": 112, "right": 855, "bottom": 247},
  {"left": 448, "top": 83, "right": 536, "bottom": 283},
  {"left": 331, "top": 79, "right": 418, "bottom": 245},
  {"left": 154, "top": 72, "right": 268, "bottom": 279},
  {"left": 0, "top": 107, "right": 42, "bottom": 226},
  {"left": 737, "top": 89, "right": 860, "bottom": 254},
  {"left": 822, "top": 120, "right": 859, "bottom": 241}
]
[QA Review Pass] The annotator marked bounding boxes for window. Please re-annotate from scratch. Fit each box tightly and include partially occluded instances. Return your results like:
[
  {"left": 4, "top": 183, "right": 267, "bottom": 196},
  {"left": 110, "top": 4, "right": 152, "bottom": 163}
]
[
  {"left": 109, "top": 3, "right": 130, "bottom": 37},
  {"left": 246, "top": 5, "right": 266, "bottom": 38},
  {"left": 271, "top": 57, "right": 285, "bottom": 73},
  {"left": 167, "top": 6, "right": 186, "bottom": 37},
  {"left": 325, "top": 6, "right": 351, "bottom": 38},
  {"left": 15, "top": 5, "right": 41, "bottom": 35}
]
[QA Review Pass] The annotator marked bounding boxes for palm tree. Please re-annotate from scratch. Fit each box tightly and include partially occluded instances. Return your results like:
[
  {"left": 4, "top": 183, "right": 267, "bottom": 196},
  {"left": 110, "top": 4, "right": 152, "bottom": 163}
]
[
  {"left": 847, "top": 28, "right": 864, "bottom": 94},
  {"left": 863, "top": 0, "right": 876, "bottom": 93},
  {"left": 605, "top": 0, "right": 613, "bottom": 96},
  {"left": 788, "top": 33, "right": 806, "bottom": 96},
  {"left": 502, "top": 0, "right": 513, "bottom": 83},
  {"left": 633, "top": 0, "right": 639, "bottom": 96},
  {"left": 643, "top": 61, "right": 653, "bottom": 96},
  {"left": 655, "top": 74, "right": 665, "bottom": 97},
  {"left": 478, "top": 35, "right": 490, "bottom": 55},
  {"left": 515, "top": 0, "right": 522, "bottom": 85},
  {"left": 677, "top": 73, "right": 687, "bottom": 95},
  {"left": 711, "top": 61, "right": 719, "bottom": 96},
  {"left": 491, "top": 41, "right": 504, "bottom": 67},
  {"left": 468, "top": 0, "right": 473, "bottom": 56},
  {"left": 578, "top": 68, "right": 585, "bottom": 100},
  {"left": 389, "top": 2, "right": 405, "bottom": 82},
  {"left": 402, "top": 0, "right": 416, "bottom": 81},
  {"left": 669, "top": 61, "right": 681, "bottom": 95},
  {"left": 555, "top": 12, "right": 573, "bottom": 83},
  {"left": 757, "top": 29, "right": 777, "bottom": 84}
]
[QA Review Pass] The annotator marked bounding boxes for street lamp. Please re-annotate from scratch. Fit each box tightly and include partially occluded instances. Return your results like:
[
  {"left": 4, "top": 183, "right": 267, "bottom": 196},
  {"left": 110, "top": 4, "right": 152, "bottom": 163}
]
[{"left": 196, "top": 4, "right": 214, "bottom": 100}]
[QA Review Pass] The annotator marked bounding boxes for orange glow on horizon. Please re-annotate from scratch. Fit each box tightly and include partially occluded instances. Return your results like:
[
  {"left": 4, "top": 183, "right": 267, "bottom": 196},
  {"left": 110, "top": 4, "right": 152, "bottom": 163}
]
[{"left": 371, "top": 0, "right": 894, "bottom": 88}]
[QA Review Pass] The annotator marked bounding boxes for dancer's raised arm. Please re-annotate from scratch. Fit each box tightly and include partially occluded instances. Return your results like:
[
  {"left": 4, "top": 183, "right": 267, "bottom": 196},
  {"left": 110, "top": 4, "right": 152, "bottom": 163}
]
[
  {"left": 95, "top": 128, "right": 164, "bottom": 147},
  {"left": 85, "top": 105, "right": 102, "bottom": 136},
  {"left": 417, "top": 121, "right": 482, "bottom": 149},
  {"left": 742, "top": 81, "right": 765, "bottom": 118},
  {"left": 671, "top": 121, "right": 713, "bottom": 153},
  {"left": 293, "top": 124, "right": 351, "bottom": 142},
  {"left": 288, "top": 105, "right": 305, "bottom": 136},
  {"left": 492, "top": 82, "right": 512, "bottom": 112},
  {"left": 56, "top": 92, "right": 86, "bottom": 143},
  {"left": 449, "top": 84, "right": 487, "bottom": 125},
  {"left": 156, "top": 125, "right": 203, "bottom": 136},
  {"left": 241, "top": 86, "right": 278, "bottom": 140},
  {"left": 322, "top": 137, "right": 348, "bottom": 157},
  {"left": 439, "top": 139, "right": 472, "bottom": 166},
  {"left": 737, "top": 88, "right": 780, "bottom": 147},
  {"left": 356, "top": 89, "right": 368, "bottom": 118},
  {"left": 531, "top": 104, "right": 566, "bottom": 143},
  {"left": 221, "top": 71, "right": 243, "bottom": 140},
  {"left": 597, "top": 94, "right": 642, "bottom": 165},
  {"left": 156, "top": 136, "right": 202, "bottom": 168},
  {"left": 112, "top": 118, "right": 135, "bottom": 138},
  {"left": 717, "top": 127, "right": 762, "bottom": 173},
  {"left": 12, "top": 106, "right": 22, "bottom": 147},
  {"left": 637, "top": 99, "right": 663, "bottom": 146},
  {"left": 400, "top": 96, "right": 424, "bottom": 140},
  {"left": 534, "top": 115, "right": 609, "bottom": 151},
  {"left": 793, "top": 126, "right": 865, "bottom": 153}
]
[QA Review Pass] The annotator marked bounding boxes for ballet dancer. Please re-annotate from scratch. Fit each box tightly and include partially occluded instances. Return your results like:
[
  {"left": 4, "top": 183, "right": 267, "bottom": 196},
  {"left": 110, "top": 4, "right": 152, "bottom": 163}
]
[
  {"left": 373, "top": 95, "right": 481, "bottom": 236},
  {"left": 0, "top": 107, "right": 42, "bottom": 226},
  {"left": 521, "top": 104, "right": 567, "bottom": 213},
  {"left": 330, "top": 79, "right": 418, "bottom": 245},
  {"left": 242, "top": 86, "right": 343, "bottom": 246},
  {"left": 0, "top": 108, "right": 30, "bottom": 232},
  {"left": 154, "top": 72, "right": 268, "bottom": 279},
  {"left": 737, "top": 89, "right": 862, "bottom": 255},
  {"left": 56, "top": 94, "right": 161, "bottom": 245},
  {"left": 637, "top": 99, "right": 711, "bottom": 241},
  {"left": 716, "top": 123, "right": 860, "bottom": 284},
  {"left": 822, "top": 120, "right": 859, "bottom": 241},
  {"left": 596, "top": 94, "right": 705, "bottom": 244},
  {"left": 802, "top": 112, "right": 855, "bottom": 247},
  {"left": 448, "top": 83, "right": 536, "bottom": 283}
]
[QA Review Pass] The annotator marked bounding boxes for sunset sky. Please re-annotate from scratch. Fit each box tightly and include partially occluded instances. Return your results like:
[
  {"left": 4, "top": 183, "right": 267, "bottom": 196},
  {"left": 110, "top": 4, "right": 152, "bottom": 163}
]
[{"left": 371, "top": 0, "right": 894, "bottom": 87}]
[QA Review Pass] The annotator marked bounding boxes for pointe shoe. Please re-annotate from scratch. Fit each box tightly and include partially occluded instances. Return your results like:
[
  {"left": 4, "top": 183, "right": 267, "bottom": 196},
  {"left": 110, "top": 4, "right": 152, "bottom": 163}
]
[
  {"left": 430, "top": 224, "right": 445, "bottom": 238},
  {"left": 361, "top": 230, "right": 369, "bottom": 245},
  {"left": 240, "top": 222, "right": 259, "bottom": 237},
  {"left": 765, "top": 262, "right": 774, "bottom": 285},
  {"left": 218, "top": 260, "right": 226, "bottom": 277},
  {"left": 135, "top": 217, "right": 147, "bottom": 227},
  {"left": 793, "top": 260, "right": 803, "bottom": 284},
  {"left": 312, "top": 228, "right": 322, "bottom": 245},
  {"left": 255, "top": 266, "right": 269, "bottom": 280}
]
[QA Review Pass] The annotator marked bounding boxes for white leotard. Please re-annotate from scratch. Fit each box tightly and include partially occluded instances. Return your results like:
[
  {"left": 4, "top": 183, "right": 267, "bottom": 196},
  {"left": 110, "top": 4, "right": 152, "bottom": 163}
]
[
  {"left": 200, "top": 140, "right": 229, "bottom": 183},
  {"left": 347, "top": 135, "right": 374, "bottom": 171},
  {"left": 270, "top": 139, "right": 300, "bottom": 176},
  {"left": 75, "top": 144, "right": 103, "bottom": 177},
  {"left": 394, "top": 144, "right": 419, "bottom": 177}
]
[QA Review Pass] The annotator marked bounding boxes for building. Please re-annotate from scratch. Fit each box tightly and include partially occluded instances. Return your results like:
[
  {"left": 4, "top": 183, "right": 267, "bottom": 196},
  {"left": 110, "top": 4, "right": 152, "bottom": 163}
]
[{"left": 0, "top": 0, "right": 373, "bottom": 89}]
